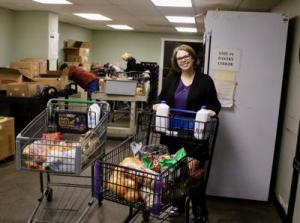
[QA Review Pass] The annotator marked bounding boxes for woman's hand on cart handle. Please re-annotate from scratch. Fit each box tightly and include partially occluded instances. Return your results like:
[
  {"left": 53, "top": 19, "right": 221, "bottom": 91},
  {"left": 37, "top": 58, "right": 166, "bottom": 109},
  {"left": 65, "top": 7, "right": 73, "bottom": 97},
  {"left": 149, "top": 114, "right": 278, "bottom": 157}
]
[
  {"left": 207, "top": 110, "right": 216, "bottom": 117},
  {"left": 152, "top": 104, "right": 217, "bottom": 116},
  {"left": 152, "top": 103, "right": 159, "bottom": 111}
]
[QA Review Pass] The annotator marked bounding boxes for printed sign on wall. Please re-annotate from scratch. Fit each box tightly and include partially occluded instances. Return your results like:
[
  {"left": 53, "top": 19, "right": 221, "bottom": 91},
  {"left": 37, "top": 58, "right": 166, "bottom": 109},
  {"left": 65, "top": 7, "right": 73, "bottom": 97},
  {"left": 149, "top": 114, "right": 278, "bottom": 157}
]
[{"left": 212, "top": 49, "right": 240, "bottom": 71}]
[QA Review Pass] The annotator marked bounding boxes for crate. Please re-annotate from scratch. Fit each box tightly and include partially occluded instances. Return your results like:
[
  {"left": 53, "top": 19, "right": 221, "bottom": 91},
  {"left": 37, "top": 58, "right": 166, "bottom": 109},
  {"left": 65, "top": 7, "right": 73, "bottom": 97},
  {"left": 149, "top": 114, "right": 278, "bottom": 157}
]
[{"left": 105, "top": 79, "right": 137, "bottom": 96}]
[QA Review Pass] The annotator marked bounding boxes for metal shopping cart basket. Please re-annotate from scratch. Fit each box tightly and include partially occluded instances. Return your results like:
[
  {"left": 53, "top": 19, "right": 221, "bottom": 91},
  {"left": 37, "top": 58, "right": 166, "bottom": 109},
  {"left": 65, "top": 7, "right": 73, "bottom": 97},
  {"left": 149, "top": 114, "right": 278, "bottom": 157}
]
[
  {"left": 97, "top": 109, "right": 219, "bottom": 222},
  {"left": 16, "top": 98, "right": 109, "bottom": 223}
]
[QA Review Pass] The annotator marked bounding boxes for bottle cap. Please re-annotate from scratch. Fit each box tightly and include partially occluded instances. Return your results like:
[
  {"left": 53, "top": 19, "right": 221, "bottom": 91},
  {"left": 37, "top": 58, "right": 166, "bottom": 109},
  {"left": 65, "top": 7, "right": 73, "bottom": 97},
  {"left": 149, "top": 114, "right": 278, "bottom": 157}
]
[
  {"left": 161, "top": 100, "right": 166, "bottom": 104},
  {"left": 201, "top": 105, "right": 207, "bottom": 109}
]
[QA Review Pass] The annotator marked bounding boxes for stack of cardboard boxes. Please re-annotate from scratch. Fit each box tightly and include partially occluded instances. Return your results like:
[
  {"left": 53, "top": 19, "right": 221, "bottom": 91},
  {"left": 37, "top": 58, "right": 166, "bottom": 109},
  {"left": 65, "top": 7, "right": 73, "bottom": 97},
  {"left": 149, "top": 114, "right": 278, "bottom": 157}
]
[
  {"left": 64, "top": 40, "right": 91, "bottom": 71},
  {"left": 0, "top": 62, "right": 69, "bottom": 97}
]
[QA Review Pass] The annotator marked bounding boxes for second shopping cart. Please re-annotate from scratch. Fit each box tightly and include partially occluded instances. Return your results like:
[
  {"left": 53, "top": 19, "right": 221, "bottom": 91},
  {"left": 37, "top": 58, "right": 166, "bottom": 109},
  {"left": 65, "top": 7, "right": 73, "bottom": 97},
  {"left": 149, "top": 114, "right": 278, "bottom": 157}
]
[{"left": 16, "top": 98, "right": 109, "bottom": 223}]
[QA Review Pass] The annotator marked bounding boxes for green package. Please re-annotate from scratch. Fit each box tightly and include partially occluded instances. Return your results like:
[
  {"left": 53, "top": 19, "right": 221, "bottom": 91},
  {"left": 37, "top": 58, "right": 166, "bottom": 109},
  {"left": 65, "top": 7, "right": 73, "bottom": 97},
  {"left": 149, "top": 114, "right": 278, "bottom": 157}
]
[
  {"left": 159, "top": 148, "right": 186, "bottom": 169},
  {"left": 174, "top": 148, "right": 186, "bottom": 161},
  {"left": 142, "top": 156, "right": 153, "bottom": 169}
]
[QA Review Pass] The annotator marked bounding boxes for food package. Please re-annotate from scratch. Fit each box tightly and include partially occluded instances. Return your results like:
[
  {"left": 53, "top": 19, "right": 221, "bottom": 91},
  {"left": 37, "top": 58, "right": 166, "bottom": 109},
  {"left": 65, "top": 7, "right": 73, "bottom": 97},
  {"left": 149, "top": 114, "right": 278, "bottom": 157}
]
[
  {"left": 124, "top": 189, "right": 140, "bottom": 202},
  {"left": 41, "top": 132, "right": 62, "bottom": 141},
  {"left": 141, "top": 145, "right": 186, "bottom": 173},
  {"left": 107, "top": 168, "right": 140, "bottom": 202},
  {"left": 23, "top": 140, "right": 53, "bottom": 163},
  {"left": 140, "top": 144, "right": 168, "bottom": 173},
  {"left": 22, "top": 139, "right": 78, "bottom": 172}
]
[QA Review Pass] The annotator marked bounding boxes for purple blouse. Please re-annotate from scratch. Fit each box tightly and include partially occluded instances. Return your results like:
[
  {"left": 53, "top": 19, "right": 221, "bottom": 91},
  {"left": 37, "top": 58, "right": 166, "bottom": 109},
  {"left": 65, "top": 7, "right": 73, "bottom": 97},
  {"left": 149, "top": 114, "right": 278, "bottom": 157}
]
[{"left": 174, "top": 79, "right": 191, "bottom": 109}]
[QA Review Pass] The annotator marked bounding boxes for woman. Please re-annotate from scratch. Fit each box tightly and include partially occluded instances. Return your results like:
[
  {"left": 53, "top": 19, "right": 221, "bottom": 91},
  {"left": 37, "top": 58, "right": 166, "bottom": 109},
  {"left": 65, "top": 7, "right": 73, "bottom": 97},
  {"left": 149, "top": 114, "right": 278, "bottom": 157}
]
[
  {"left": 121, "top": 52, "right": 137, "bottom": 72},
  {"left": 60, "top": 63, "right": 99, "bottom": 99},
  {"left": 153, "top": 44, "right": 221, "bottom": 223}
]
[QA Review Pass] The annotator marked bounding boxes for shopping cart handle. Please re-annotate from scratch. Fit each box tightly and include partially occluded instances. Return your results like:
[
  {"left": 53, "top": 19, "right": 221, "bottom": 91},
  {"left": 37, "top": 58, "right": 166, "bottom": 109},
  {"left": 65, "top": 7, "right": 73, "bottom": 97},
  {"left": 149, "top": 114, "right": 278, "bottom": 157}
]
[
  {"left": 47, "top": 98, "right": 97, "bottom": 105},
  {"left": 170, "top": 108, "right": 196, "bottom": 115}
]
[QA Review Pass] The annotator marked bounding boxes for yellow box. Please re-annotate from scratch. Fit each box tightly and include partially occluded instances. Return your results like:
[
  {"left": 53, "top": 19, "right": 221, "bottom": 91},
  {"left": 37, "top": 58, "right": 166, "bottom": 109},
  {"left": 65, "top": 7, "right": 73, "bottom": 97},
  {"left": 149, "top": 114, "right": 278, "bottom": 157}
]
[{"left": 0, "top": 117, "right": 15, "bottom": 160}]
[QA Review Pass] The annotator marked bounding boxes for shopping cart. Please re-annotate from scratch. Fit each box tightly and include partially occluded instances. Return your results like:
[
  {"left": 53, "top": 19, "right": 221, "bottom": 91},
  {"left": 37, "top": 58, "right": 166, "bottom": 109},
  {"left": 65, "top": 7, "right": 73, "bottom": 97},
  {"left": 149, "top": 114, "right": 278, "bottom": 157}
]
[
  {"left": 16, "top": 98, "right": 109, "bottom": 223},
  {"left": 97, "top": 109, "right": 219, "bottom": 222}
]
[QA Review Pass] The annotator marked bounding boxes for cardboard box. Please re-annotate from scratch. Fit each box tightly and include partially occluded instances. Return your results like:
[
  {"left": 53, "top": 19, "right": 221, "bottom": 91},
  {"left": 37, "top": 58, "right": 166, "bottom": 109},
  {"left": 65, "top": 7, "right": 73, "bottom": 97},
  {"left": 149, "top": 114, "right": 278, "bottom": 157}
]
[
  {"left": 0, "top": 68, "right": 23, "bottom": 91},
  {"left": 66, "top": 55, "right": 88, "bottom": 63},
  {"left": 6, "top": 82, "right": 45, "bottom": 97},
  {"left": 64, "top": 48, "right": 90, "bottom": 57},
  {"left": 66, "top": 40, "right": 91, "bottom": 48},
  {"left": 66, "top": 40, "right": 76, "bottom": 48},
  {"left": 6, "top": 81, "right": 63, "bottom": 97},
  {"left": 39, "top": 70, "right": 62, "bottom": 78},
  {"left": 27, "top": 82, "right": 49, "bottom": 96},
  {"left": 10, "top": 61, "right": 40, "bottom": 78},
  {"left": 64, "top": 62, "right": 81, "bottom": 67},
  {"left": 32, "top": 69, "right": 69, "bottom": 90},
  {"left": 0, "top": 117, "right": 15, "bottom": 160},
  {"left": 6, "top": 83, "right": 30, "bottom": 97},
  {"left": 21, "top": 58, "right": 47, "bottom": 74}
]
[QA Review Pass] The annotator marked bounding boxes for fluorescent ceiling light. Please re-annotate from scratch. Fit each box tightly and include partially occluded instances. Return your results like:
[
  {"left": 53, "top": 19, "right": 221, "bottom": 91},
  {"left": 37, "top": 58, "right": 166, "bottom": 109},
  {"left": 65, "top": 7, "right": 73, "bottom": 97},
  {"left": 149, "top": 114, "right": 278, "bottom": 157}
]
[
  {"left": 166, "top": 16, "right": 195, "bottom": 24},
  {"left": 73, "top": 13, "right": 111, "bottom": 21},
  {"left": 175, "top": 27, "right": 197, "bottom": 33},
  {"left": 33, "top": 0, "right": 72, "bottom": 4},
  {"left": 151, "top": 0, "right": 192, "bottom": 7},
  {"left": 107, "top": 25, "right": 133, "bottom": 30}
]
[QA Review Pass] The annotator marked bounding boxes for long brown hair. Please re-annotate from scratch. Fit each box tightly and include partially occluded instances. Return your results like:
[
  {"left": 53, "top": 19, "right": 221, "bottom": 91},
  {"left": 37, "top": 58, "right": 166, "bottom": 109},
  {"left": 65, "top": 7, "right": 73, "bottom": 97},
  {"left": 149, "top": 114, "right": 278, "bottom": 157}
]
[{"left": 171, "top": 44, "right": 197, "bottom": 72}]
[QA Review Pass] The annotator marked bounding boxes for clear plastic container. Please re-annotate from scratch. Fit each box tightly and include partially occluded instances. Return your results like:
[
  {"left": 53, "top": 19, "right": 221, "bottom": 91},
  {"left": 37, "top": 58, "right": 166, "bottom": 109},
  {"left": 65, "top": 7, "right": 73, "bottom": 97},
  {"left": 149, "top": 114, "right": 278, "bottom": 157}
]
[{"left": 139, "top": 144, "right": 168, "bottom": 159}]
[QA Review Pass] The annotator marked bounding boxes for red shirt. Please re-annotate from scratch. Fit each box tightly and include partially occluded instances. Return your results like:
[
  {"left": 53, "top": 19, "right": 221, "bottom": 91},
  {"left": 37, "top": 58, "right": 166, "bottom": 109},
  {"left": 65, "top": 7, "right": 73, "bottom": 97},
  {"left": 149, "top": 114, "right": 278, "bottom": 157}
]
[{"left": 69, "top": 65, "right": 98, "bottom": 89}]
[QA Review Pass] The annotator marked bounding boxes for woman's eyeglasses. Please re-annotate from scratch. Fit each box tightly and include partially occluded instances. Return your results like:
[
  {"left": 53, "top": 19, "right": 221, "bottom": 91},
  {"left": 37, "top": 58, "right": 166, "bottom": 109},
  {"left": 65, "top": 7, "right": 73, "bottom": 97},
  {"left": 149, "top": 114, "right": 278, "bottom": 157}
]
[{"left": 176, "top": 54, "right": 191, "bottom": 62}]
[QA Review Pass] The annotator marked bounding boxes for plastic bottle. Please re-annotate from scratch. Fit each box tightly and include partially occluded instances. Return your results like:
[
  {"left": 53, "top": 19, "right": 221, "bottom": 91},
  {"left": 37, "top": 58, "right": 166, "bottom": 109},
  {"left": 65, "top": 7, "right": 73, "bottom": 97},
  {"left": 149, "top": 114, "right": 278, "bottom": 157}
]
[
  {"left": 155, "top": 101, "right": 170, "bottom": 132},
  {"left": 194, "top": 105, "right": 210, "bottom": 140},
  {"left": 88, "top": 103, "right": 101, "bottom": 128}
]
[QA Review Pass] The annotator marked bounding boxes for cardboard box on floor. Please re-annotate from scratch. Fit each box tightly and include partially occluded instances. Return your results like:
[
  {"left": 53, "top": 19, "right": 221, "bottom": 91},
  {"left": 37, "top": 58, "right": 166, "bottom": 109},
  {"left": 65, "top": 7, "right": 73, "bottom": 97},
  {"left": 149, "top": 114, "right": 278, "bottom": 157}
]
[{"left": 0, "top": 117, "right": 15, "bottom": 160}]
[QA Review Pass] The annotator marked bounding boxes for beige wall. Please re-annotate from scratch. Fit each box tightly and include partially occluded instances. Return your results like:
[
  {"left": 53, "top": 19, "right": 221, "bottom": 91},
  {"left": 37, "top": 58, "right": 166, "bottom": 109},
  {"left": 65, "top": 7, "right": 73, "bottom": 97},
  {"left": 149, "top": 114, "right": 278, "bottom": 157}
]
[
  {"left": 91, "top": 30, "right": 200, "bottom": 69},
  {"left": 14, "top": 11, "right": 49, "bottom": 60},
  {"left": 0, "top": 8, "right": 15, "bottom": 67},
  {"left": 272, "top": 1, "right": 300, "bottom": 222}
]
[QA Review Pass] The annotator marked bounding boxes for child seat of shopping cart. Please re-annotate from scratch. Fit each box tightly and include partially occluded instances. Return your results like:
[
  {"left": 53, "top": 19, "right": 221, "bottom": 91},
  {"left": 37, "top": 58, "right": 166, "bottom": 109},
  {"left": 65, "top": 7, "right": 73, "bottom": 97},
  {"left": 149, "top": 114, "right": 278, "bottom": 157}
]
[
  {"left": 97, "top": 109, "right": 219, "bottom": 223},
  {"left": 16, "top": 98, "right": 109, "bottom": 223}
]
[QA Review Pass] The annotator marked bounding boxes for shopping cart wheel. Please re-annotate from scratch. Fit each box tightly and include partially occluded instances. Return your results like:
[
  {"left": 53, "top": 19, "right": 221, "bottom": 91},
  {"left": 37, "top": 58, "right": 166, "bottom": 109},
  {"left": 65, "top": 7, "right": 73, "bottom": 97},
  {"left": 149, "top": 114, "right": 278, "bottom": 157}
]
[
  {"left": 46, "top": 188, "right": 53, "bottom": 202},
  {"left": 142, "top": 210, "right": 150, "bottom": 222}
]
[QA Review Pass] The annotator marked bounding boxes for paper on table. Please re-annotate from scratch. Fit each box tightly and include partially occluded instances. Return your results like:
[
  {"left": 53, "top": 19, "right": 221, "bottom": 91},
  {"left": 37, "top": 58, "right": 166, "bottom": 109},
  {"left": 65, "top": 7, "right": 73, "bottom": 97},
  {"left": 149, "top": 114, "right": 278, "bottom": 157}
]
[{"left": 212, "top": 70, "right": 237, "bottom": 108}]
